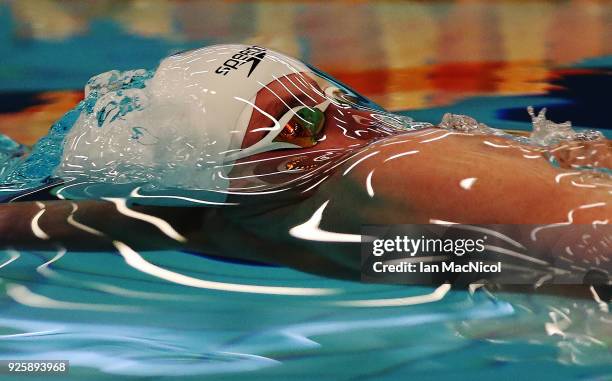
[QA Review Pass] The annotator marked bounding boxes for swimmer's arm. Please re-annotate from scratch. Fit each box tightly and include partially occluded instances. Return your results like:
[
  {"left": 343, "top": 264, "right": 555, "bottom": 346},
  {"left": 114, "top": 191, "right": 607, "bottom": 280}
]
[
  {"left": 0, "top": 200, "right": 356, "bottom": 279},
  {"left": 294, "top": 132, "right": 611, "bottom": 262},
  {"left": 0, "top": 200, "right": 210, "bottom": 251},
  {"left": 334, "top": 132, "right": 611, "bottom": 225}
]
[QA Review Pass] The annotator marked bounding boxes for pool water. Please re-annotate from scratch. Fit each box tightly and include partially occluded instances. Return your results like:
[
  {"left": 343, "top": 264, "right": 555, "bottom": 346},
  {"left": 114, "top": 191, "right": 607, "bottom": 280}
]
[
  {"left": 0, "top": 1, "right": 611, "bottom": 379},
  {"left": 2, "top": 248, "right": 611, "bottom": 380}
]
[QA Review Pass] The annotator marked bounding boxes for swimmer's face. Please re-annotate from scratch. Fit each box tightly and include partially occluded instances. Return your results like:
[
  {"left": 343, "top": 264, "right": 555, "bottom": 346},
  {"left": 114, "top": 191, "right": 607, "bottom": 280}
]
[
  {"left": 227, "top": 72, "right": 405, "bottom": 187},
  {"left": 240, "top": 72, "right": 394, "bottom": 160}
]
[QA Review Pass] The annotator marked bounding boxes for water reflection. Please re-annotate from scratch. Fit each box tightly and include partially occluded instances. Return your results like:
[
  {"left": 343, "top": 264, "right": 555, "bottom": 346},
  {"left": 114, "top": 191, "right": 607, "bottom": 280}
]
[{"left": 2, "top": 247, "right": 611, "bottom": 377}]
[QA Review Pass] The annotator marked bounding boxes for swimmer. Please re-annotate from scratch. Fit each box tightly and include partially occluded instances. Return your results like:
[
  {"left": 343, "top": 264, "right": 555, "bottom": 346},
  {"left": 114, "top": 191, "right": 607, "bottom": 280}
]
[{"left": 0, "top": 45, "right": 610, "bottom": 294}]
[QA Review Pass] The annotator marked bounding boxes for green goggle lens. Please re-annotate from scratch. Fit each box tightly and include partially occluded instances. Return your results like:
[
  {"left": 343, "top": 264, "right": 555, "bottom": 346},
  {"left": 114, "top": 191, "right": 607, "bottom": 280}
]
[{"left": 274, "top": 107, "right": 326, "bottom": 147}]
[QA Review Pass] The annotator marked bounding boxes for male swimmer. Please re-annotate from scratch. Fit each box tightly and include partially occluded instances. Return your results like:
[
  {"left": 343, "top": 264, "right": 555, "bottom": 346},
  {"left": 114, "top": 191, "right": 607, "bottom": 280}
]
[{"left": 0, "top": 45, "right": 610, "bottom": 292}]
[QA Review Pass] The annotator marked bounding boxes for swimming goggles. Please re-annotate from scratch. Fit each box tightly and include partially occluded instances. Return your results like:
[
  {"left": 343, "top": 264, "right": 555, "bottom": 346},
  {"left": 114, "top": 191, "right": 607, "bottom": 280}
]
[{"left": 225, "top": 88, "right": 335, "bottom": 162}]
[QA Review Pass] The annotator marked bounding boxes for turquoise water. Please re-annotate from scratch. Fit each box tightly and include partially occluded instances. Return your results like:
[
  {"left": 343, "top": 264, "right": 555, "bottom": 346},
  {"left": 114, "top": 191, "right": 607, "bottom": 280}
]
[{"left": 2, "top": 248, "right": 612, "bottom": 380}]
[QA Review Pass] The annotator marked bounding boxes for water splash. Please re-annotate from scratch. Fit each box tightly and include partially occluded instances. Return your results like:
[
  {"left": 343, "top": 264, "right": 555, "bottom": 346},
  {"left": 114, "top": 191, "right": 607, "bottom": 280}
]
[
  {"left": 438, "top": 107, "right": 610, "bottom": 174},
  {"left": 526, "top": 106, "right": 604, "bottom": 146},
  {"left": 0, "top": 69, "right": 153, "bottom": 189},
  {"left": 0, "top": 134, "right": 28, "bottom": 181},
  {"left": 439, "top": 107, "right": 605, "bottom": 147}
]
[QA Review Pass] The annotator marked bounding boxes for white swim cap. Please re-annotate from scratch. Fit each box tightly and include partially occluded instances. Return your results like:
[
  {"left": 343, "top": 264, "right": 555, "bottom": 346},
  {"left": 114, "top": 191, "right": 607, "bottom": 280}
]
[{"left": 151, "top": 44, "right": 330, "bottom": 164}]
